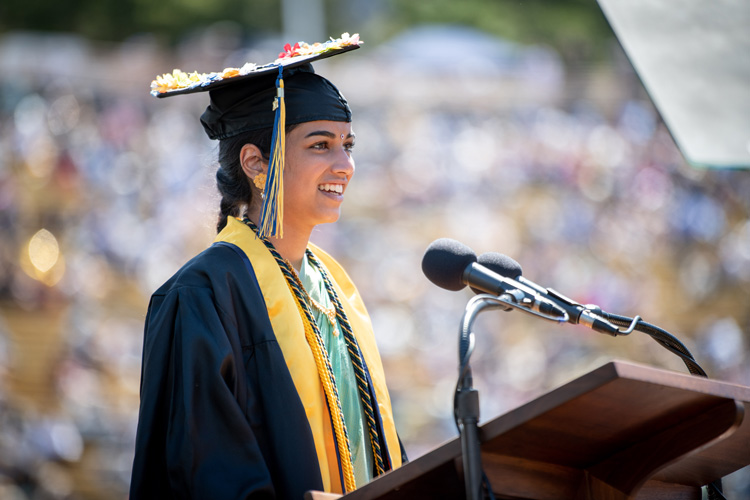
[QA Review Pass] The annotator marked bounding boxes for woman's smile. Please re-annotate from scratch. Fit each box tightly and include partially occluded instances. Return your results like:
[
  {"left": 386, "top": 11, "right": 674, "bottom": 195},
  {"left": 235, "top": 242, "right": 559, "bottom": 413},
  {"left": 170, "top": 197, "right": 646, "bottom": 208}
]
[{"left": 281, "top": 120, "right": 355, "bottom": 233}]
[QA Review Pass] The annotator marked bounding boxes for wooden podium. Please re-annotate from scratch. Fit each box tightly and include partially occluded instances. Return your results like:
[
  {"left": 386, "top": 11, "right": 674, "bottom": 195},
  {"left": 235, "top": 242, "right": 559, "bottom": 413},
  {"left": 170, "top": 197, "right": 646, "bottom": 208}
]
[{"left": 307, "top": 361, "right": 750, "bottom": 499}]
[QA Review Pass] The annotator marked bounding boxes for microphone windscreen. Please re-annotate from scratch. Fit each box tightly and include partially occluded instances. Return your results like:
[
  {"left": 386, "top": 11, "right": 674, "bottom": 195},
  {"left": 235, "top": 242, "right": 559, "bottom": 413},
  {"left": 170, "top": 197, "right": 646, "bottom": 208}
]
[
  {"left": 477, "top": 252, "right": 523, "bottom": 280},
  {"left": 421, "top": 238, "right": 477, "bottom": 291}
]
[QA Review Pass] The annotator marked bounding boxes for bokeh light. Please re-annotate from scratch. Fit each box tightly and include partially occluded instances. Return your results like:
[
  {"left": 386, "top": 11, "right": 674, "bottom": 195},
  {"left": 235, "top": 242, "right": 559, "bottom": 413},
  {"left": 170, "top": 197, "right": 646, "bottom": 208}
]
[{"left": 21, "top": 229, "right": 65, "bottom": 286}]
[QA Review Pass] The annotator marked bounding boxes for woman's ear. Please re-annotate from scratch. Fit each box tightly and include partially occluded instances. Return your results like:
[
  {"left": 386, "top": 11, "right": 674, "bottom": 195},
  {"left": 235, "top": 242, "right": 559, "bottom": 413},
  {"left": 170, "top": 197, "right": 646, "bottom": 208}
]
[{"left": 240, "top": 144, "right": 267, "bottom": 180}]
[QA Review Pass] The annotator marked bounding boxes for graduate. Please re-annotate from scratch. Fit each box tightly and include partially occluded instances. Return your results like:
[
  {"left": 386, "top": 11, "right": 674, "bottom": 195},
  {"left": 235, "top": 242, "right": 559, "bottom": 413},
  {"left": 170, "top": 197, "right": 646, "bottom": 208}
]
[{"left": 130, "top": 34, "right": 405, "bottom": 499}]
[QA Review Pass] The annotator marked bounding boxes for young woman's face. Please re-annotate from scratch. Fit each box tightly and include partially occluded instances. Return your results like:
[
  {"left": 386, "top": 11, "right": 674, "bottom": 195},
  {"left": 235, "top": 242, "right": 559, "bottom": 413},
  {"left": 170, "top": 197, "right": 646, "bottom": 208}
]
[{"left": 281, "top": 120, "right": 355, "bottom": 233}]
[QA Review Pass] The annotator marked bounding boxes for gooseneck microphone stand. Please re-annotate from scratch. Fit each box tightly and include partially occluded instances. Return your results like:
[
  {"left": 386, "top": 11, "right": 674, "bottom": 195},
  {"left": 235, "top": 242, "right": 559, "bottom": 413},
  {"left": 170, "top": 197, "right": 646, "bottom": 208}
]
[
  {"left": 455, "top": 293, "right": 567, "bottom": 500},
  {"left": 455, "top": 352, "right": 481, "bottom": 500},
  {"left": 455, "top": 295, "right": 495, "bottom": 500}
]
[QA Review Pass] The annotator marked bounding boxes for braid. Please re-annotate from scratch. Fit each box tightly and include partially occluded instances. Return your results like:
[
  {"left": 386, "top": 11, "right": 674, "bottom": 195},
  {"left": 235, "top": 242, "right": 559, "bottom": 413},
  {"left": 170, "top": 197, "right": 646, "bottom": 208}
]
[{"left": 215, "top": 161, "right": 252, "bottom": 233}]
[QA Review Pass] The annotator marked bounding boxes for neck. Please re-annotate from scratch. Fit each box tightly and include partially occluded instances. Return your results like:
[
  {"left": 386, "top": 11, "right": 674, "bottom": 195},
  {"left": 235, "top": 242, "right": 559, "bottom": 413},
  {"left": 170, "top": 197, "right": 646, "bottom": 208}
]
[
  {"left": 268, "top": 228, "right": 311, "bottom": 271},
  {"left": 245, "top": 209, "right": 311, "bottom": 271}
]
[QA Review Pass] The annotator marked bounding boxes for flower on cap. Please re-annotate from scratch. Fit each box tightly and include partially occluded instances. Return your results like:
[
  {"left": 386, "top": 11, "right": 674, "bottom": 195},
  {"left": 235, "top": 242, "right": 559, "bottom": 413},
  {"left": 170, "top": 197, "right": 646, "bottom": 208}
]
[
  {"left": 276, "top": 33, "right": 361, "bottom": 60},
  {"left": 151, "top": 69, "right": 201, "bottom": 94}
]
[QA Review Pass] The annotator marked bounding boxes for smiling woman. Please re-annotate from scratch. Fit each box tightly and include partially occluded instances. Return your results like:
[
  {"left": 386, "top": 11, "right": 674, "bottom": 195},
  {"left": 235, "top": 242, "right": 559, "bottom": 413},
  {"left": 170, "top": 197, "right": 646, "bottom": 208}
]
[
  {"left": 130, "top": 34, "right": 406, "bottom": 500},
  {"left": 219, "top": 120, "right": 356, "bottom": 270},
  {"left": 269, "top": 122, "right": 356, "bottom": 251}
]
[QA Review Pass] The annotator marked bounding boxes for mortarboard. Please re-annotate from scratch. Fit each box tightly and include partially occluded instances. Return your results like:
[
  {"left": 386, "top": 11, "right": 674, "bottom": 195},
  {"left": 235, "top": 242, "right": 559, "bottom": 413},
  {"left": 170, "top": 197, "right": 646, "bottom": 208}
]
[{"left": 150, "top": 33, "right": 362, "bottom": 239}]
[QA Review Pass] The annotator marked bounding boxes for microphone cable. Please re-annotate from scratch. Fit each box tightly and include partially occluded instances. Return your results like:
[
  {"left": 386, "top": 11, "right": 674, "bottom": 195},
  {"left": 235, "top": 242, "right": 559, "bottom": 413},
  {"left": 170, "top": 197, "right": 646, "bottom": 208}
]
[
  {"left": 599, "top": 312, "right": 706, "bottom": 376},
  {"left": 597, "top": 311, "right": 726, "bottom": 499}
]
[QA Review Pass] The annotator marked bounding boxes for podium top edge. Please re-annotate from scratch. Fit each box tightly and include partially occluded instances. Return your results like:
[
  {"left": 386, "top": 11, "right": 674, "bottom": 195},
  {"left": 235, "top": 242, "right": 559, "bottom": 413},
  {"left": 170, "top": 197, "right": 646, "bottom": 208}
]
[{"left": 602, "top": 360, "right": 750, "bottom": 400}]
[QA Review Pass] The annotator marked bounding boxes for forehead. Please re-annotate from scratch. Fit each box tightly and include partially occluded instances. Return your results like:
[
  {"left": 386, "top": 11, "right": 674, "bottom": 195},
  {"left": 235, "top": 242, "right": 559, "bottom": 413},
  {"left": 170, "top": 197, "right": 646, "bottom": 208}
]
[{"left": 293, "top": 120, "right": 354, "bottom": 136}]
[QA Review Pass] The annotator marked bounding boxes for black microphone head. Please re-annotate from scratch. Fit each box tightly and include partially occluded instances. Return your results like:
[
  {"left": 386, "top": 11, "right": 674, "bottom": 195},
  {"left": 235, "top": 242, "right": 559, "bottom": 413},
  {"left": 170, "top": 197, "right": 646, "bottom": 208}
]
[
  {"left": 421, "top": 238, "right": 477, "bottom": 291},
  {"left": 476, "top": 252, "right": 523, "bottom": 280}
]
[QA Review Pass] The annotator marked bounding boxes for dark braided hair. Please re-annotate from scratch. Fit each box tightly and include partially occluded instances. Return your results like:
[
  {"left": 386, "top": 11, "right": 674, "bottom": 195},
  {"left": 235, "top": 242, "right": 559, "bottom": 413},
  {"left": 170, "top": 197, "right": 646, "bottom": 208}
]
[{"left": 215, "top": 124, "right": 300, "bottom": 233}]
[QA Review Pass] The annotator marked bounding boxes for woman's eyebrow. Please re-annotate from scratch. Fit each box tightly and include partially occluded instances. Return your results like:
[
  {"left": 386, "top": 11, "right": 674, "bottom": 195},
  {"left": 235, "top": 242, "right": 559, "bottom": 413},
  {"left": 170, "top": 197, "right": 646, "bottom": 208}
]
[{"left": 305, "top": 130, "right": 356, "bottom": 139}]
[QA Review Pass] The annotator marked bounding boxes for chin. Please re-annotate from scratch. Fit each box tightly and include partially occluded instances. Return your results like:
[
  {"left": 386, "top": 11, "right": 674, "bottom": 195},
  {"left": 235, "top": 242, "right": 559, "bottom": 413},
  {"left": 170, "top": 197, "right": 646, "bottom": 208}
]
[{"left": 315, "top": 211, "right": 341, "bottom": 225}]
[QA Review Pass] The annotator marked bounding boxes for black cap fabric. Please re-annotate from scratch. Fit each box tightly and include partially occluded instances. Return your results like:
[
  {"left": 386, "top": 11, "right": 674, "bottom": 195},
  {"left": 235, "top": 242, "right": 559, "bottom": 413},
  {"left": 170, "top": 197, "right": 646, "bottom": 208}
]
[{"left": 200, "top": 64, "right": 351, "bottom": 140}]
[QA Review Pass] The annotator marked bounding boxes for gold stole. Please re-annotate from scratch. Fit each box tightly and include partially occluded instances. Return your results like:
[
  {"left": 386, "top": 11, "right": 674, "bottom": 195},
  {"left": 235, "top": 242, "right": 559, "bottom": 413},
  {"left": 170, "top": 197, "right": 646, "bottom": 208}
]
[{"left": 215, "top": 217, "right": 402, "bottom": 492}]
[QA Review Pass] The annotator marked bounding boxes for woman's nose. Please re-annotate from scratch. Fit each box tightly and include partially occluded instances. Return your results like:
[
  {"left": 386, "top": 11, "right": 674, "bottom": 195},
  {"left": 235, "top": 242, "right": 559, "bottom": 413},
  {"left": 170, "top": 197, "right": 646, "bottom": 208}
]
[{"left": 333, "top": 149, "right": 355, "bottom": 177}]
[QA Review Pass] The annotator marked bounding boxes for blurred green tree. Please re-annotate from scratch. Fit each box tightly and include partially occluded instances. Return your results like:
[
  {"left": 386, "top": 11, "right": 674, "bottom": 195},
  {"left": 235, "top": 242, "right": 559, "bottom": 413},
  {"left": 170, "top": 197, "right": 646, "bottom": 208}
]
[
  {"left": 0, "top": 0, "right": 280, "bottom": 43},
  {"left": 1, "top": 0, "right": 611, "bottom": 53}
]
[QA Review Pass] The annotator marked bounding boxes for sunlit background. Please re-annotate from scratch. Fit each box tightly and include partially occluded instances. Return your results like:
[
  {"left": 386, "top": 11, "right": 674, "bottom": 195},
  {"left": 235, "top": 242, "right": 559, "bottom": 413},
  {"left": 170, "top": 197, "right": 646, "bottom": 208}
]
[{"left": 1, "top": 0, "right": 749, "bottom": 498}]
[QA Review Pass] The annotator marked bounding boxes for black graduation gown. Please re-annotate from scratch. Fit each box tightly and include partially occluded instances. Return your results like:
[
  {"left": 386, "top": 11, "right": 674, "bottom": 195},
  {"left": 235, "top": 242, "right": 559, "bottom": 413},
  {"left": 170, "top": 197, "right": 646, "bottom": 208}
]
[{"left": 129, "top": 242, "right": 325, "bottom": 499}]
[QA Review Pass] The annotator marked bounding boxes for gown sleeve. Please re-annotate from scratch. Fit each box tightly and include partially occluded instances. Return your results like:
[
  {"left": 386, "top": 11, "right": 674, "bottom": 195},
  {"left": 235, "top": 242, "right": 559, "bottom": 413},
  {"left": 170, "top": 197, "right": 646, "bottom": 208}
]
[{"left": 130, "top": 283, "right": 274, "bottom": 500}]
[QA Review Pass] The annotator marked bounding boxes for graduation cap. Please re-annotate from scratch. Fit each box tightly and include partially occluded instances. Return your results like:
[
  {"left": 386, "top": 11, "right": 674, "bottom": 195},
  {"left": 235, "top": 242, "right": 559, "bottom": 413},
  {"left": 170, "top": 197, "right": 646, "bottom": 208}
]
[{"left": 150, "top": 33, "right": 362, "bottom": 238}]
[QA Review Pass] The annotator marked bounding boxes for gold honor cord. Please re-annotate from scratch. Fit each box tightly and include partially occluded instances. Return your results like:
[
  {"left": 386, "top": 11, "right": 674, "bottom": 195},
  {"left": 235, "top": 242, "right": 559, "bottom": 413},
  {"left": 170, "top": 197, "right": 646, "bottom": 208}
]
[
  {"left": 307, "top": 251, "right": 389, "bottom": 476},
  {"left": 292, "top": 295, "right": 357, "bottom": 491},
  {"left": 243, "top": 218, "right": 356, "bottom": 492}
]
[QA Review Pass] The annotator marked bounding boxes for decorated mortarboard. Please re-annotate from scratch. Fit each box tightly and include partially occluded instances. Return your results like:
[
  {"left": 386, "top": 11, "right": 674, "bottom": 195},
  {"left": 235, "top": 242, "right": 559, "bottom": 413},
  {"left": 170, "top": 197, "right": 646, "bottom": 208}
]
[
  {"left": 150, "top": 32, "right": 361, "bottom": 98},
  {"left": 149, "top": 33, "right": 362, "bottom": 240}
]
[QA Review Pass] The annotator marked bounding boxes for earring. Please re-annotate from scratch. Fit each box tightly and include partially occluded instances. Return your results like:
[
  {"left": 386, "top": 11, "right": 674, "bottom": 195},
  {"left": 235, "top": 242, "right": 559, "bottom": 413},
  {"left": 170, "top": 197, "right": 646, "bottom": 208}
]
[{"left": 253, "top": 173, "right": 266, "bottom": 199}]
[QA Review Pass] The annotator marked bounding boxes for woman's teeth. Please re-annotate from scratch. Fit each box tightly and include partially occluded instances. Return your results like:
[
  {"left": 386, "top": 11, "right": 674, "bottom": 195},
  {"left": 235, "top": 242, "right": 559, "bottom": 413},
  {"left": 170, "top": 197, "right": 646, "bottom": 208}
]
[{"left": 319, "top": 184, "right": 343, "bottom": 194}]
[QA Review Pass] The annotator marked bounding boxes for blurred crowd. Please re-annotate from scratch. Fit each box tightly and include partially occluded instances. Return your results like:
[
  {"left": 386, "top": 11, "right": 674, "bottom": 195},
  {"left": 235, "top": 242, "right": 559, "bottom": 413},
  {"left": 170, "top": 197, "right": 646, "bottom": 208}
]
[{"left": 0, "top": 25, "right": 749, "bottom": 498}]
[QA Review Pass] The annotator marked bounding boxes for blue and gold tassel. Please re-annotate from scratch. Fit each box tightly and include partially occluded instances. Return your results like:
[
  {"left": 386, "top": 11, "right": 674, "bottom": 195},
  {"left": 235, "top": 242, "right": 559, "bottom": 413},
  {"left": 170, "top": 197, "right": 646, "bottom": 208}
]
[{"left": 258, "top": 66, "right": 286, "bottom": 239}]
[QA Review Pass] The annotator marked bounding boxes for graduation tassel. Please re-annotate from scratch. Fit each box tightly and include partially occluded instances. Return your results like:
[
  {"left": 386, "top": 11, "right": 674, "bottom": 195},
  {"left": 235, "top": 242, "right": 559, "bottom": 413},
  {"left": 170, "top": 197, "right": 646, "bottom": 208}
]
[{"left": 258, "top": 66, "right": 286, "bottom": 239}]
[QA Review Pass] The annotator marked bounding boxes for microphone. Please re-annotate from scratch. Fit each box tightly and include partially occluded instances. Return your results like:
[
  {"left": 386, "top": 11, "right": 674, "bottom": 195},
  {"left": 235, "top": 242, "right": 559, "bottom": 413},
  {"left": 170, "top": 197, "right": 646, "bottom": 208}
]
[
  {"left": 421, "top": 239, "right": 567, "bottom": 319},
  {"left": 477, "top": 252, "right": 621, "bottom": 336}
]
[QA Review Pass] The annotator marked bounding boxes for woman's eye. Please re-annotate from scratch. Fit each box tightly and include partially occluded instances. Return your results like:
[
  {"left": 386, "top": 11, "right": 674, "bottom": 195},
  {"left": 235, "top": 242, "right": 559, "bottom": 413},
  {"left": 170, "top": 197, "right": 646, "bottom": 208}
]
[
  {"left": 344, "top": 142, "right": 355, "bottom": 153},
  {"left": 311, "top": 142, "right": 328, "bottom": 150}
]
